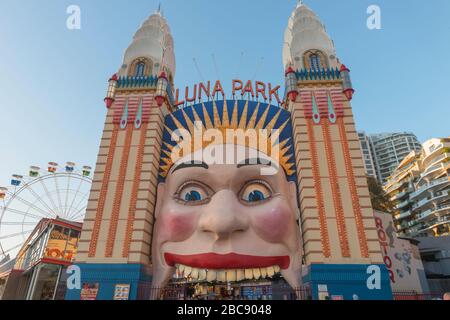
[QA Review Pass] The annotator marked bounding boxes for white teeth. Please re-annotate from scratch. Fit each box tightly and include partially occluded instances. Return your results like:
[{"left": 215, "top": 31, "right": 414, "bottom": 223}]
[
  {"left": 175, "top": 264, "right": 281, "bottom": 282},
  {"left": 198, "top": 269, "right": 207, "bottom": 281},
  {"left": 184, "top": 266, "right": 192, "bottom": 277},
  {"left": 253, "top": 268, "right": 261, "bottom": 280},
  {"left": 245, "top": 268, "right": 253, "bottom": 280},
  {"left": 261, "top": 267, "right": 267, "bottom": 278},
  {"left": 191, "top": 268, "right": 199, "bottom": 280},
  {"left": 217, "top": 270, "right": 226, "bottom": 282},
  {"left": 267, "top": 266, "right": 275, "bottom": 277},
  {"left": 236, "top": 269, "right": 245, "bottom": 281},
  {"left": 207, "top": 270, "right": 217, "bottom": 282},
  {"left": 226, "top": 270, "right": 236, "bottom": 282}
]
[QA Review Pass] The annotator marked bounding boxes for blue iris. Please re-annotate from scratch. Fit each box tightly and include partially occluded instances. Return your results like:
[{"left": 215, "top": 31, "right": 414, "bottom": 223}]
[
  {"left": 248, "top": 190, "right": 265, "bottom": 202},
  {"left": 184, "top": 190, "right": 202, "bottom": 202}
]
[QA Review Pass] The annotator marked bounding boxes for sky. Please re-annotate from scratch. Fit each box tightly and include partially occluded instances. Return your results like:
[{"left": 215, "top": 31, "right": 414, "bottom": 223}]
[{"left": 0, "top": 0, "right": 449, "bottom": 187}]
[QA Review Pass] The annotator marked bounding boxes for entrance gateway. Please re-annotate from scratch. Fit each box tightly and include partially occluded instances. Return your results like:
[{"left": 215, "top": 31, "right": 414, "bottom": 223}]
[{"left": 66, "top": 3, "right": 393, "bottom": 300}]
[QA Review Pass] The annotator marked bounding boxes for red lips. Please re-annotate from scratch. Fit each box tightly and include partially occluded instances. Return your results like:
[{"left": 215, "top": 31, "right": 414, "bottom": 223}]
[{"left": 165, "top": 253, "right": 290, "bottom": 270}]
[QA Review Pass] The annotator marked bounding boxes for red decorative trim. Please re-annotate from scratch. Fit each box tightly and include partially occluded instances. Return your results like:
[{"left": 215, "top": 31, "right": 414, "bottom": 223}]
[
  {"left": 41, "top": 258, "right": 73, "bottom": 266},
  {"left": 306, "top": 119, "right": 331, "bottom": 258},
  {"left": 113, "top": 95, "right": 154, "bottom": 125},
  {"left": 105, "top": 126, "right": 134, "bottom": 257},
  {"left": 338, "top": 117, "right": 369, "bottom": 258},
  {"left": 122, "top": 123, "right": 148, "bottom": 258},
  {"left": 322, "top": 121, "right": 350, "bottom": 258},
  {"left": 300, "top": 89, "right": 344, "bottom": 119},
  {"left": 88, "top": 125, "right": 119, "bottom": 257}
]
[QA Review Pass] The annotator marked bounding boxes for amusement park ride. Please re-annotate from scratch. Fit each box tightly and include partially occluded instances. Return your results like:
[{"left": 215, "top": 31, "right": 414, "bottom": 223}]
[{"left": 0, "top": 162, "right": 92, "bottom": 264}]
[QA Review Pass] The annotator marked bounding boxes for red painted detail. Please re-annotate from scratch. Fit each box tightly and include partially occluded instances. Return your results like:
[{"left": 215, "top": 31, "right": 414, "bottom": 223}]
[
  {"left": 158, "top": 71, "right": 167, "bottom": 80},
  {"left": 89, "top": 125, "right": 119, "bottom": 257},
  {"left": 343, "top": 88, "right": 355, "bottom": 101},
  {"left": 51, "top": 219, "right": 82, "bottom": 231},
  {"left": 306, "top": 120, "right": 331, "bottom": 258},
  {"left": 340, "top": 64, "right": 350, "bottom": 72},
  {"left": 300, "top": 89, "right": 345, "bottom": 119},
  {"left": 104, "top": 97, "right": 114, "bottom": 109},
  {"left": 322, "top": 122, "right": 350, "bottom": 258},
  {"left": 287, "top": 90, "right": 298, "bottom": 102},
  {"left": 105, "top": 126, "right": 134, "bottom": 257},
  {"left": 338, "top": 118, "right": 369, "bottom": 258},
  {"left": 113, "top": 95, "right": 154, "bottom": 124},
  {"left": 110, "top": 74, "right": 118, "bottom": 81},
  {"left": 41, "top": 258, "right": 73, "bottom": 266},
  {"left": 165, "top": 253, "right": 290, "bottom": 270},
  {"left": 122, "top": 122, "right": 148, "bottom": 258},
  {"left": 285, "top": 66, "right": 295, "bottom": 76},
  {"left": 155, "top": 95, "right": 165, "bottom": 107}
]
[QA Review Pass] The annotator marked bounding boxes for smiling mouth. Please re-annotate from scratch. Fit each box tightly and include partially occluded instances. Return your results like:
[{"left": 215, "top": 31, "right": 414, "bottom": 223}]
[{"left": 165, "top": 253, "right": 289, "bottom": 282}]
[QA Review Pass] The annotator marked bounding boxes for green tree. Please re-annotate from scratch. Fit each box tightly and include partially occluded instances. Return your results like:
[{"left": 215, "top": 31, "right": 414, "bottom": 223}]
[{"left": 367, "top": 176, "right": 395, "bottom": 213}]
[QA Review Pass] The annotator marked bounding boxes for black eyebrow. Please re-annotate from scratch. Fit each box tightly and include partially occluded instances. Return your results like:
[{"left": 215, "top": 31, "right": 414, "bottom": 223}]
[
  {"left": 237, "top": 158, "right": 272, "bottom": 168},
  {"left": 171, "top": 161, "right": 209, "bottom": 173}
]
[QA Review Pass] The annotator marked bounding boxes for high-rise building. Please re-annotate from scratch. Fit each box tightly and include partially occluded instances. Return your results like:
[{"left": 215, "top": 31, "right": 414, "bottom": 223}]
[
  {"left": 370, "top": 133, "right": 422, "bottom": 183},
  {"left": 384, "top": 138, "right": 450, "bottom": 238},
  {"left": 358, "top": 132, "right": 377, "bottom": 179}
]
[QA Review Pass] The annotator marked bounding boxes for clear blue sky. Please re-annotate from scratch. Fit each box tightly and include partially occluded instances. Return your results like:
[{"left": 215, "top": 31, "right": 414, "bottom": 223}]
[{"left": 0, "top": 0, "right": 449, "bottom": 186}]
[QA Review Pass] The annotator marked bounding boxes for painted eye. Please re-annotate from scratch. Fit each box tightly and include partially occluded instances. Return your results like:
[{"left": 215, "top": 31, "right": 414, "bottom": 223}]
[
  {"left": 240, "top": 181, "right": 273, "bottom": 204},
  {"left": 176, "top": 182, "right": 211, "bottom": 205}
]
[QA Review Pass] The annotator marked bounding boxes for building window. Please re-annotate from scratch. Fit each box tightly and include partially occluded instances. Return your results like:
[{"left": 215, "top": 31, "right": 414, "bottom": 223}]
[
  {"left": 310, "top": 54, "right": 321, "bottom": 71},
  {"left": 135, "top": 62, "right": 146, "bottom": 77}
]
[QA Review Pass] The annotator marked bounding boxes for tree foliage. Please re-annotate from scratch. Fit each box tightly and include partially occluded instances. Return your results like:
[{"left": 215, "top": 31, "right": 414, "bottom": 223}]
[{"left": 367, "top": 176, "right": 395, "bottom": 213}]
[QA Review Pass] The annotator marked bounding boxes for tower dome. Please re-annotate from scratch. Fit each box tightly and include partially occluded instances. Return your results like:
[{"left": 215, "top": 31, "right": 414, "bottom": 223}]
[
  {"left": 282, "top": 2, "right": 337, "bottom": 70},
  {"left": 120, "top": 11, "right": 176, "bottom": 79}
]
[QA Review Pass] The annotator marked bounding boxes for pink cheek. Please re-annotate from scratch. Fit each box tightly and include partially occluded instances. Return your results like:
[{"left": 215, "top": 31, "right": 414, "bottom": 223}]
[
  {"left": 252, "top": 205, "right": 292, "bottom": 242},
  {"left": 159, "top": 209, "right": 197, "bottom": 242}
]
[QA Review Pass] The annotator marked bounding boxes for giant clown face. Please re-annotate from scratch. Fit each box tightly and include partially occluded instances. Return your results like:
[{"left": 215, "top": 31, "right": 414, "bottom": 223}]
[{"left": 152, "top": 101, "right": 302, "bottom": 291}]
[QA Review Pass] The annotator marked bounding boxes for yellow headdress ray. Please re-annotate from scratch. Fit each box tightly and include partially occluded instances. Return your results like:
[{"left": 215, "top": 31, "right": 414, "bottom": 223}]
[{"left": 159, "top": 100, "right": 296, "bottom": 180}]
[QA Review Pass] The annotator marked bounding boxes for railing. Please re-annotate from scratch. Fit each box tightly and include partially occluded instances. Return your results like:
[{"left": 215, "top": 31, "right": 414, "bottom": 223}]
[
  {"left": 391, "top": 189, "right": 410, "bottom": 201},
  {"left": 413, "top": 190, "right": 449, "bottom": 210},
  {"left": 117, "top": 75, "right": 158, "bottom": 89},
  {"left": 139, "top": 284, "right": 312, "bottom": 301},
  {"left": 393, "top": 291, "right": 445, "bottom": 300},
  {"left": 395, "top": 210, "right": 412, "bottom": 220},
  {"left": 408, "top": 216, "right": 450, "bottom": 236},
  {"left": 295, "top": 67, "right": 341, "bottom": 81},
  {"left": 396, "top": 199, "right": 410, "bottom": 210},
  {"left": 411, "top": 177, "right": 449, "bottom": 199}
]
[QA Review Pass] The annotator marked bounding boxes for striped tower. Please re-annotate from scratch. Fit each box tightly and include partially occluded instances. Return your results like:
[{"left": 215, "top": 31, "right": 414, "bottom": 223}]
[
  {"left": 283, "top": 3, "right": 393, "bottom": 300},
  {"left": 66, "top": 11, "right": 176, "bottom": 300}
]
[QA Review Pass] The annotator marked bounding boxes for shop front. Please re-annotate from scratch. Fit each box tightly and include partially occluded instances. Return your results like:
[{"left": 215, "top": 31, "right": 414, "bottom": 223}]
[{"left": 1, "top": 218, "right": 81, "bottom": 300}]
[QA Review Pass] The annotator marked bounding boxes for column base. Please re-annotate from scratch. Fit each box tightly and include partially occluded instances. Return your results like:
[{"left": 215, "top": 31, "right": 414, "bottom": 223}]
[
  {"left": 65, "top": 263, "right": 152, "bottom": 300},
  {"left": 303, "top": 264, "right": 393, "bottom": 300}
]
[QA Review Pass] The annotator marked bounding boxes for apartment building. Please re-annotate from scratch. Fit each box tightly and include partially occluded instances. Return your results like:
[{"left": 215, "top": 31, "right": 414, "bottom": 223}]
[{"left": 384, "top": 138, "right": 450, "bottom": 238}]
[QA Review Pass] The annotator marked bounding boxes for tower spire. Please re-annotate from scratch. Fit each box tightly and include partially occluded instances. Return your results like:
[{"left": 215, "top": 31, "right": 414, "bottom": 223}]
[
  {"left": 156, "top": 2, "right": 162, "bottom": 16},
  {"left": 282, "top": 2, "right": 337, "bottom": 70}
]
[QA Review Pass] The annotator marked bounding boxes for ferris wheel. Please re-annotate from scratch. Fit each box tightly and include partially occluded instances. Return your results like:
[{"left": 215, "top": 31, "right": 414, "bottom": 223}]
[{"left": 0, "top": 162, "right": 93, "bottom": 262}]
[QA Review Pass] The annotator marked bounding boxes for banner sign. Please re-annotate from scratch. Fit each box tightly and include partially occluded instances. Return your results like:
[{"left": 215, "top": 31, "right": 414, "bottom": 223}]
[
  {"left": 374, "top": 211, "right": 427, "bottom": 292},
  {"left": 80, "top": 283, "right": 99, "bottom": 300},
  {"left": 114, "top": 284, "right": 131, "bottom": 300},
  {"left": 175, "top": 80, "right": 283, "bottom": 107}
]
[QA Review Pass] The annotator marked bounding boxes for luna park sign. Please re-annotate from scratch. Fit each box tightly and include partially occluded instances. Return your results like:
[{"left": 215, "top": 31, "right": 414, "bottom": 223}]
[{"left": 174, "top": 80, "right": 284, "bottom": 107}]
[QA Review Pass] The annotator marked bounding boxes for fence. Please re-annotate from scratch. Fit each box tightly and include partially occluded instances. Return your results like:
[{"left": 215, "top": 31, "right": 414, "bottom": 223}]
[
  {"left": 392, "top": 291, "right": 444, "bottom": 300},
  {"left": 139, "top": 284, "right": 312, "bottom": 301}
]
